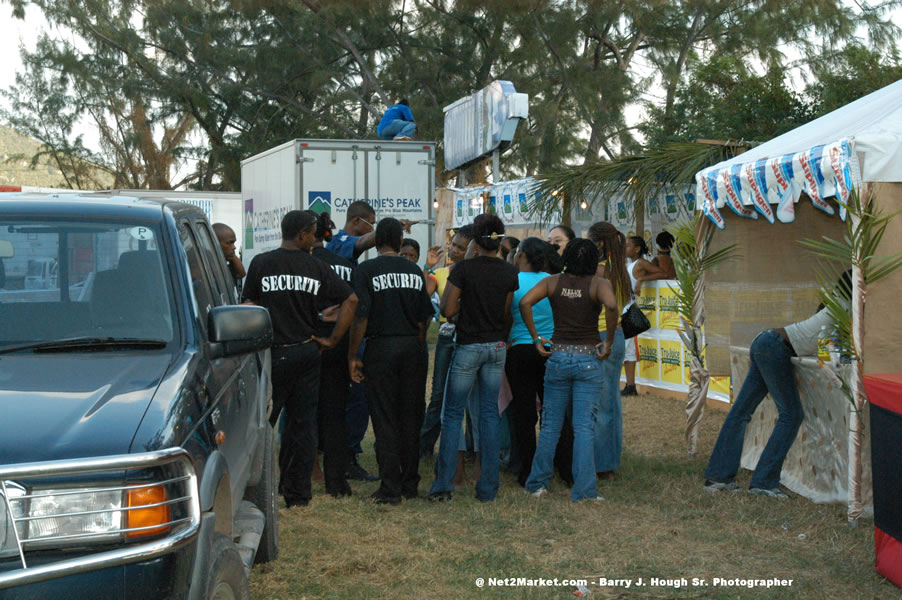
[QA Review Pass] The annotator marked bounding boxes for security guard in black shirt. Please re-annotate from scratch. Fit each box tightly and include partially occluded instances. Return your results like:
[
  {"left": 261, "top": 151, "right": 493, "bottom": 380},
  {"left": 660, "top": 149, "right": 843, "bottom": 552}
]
[
  {"left": 243, "top": 210, "right": 358, "bottom": 508},
  {"left": 348, "top": 218, "right": 434, "bottom": 504}
]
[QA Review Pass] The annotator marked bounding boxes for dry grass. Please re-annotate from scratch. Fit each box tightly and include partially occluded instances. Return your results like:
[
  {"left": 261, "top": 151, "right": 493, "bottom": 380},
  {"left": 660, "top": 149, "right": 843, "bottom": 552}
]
[{"left": 250, "top": 390, "right": 900, "bottom": 600}]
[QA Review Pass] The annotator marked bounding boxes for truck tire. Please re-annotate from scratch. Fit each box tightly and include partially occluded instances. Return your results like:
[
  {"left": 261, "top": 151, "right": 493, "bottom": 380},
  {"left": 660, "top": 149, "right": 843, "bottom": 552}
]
[
  {"left": 206, "top": 535, "right": 250, "bottom": 600},
  {"left": 244, "top": 425, "right": 278, "bottom": 563}
]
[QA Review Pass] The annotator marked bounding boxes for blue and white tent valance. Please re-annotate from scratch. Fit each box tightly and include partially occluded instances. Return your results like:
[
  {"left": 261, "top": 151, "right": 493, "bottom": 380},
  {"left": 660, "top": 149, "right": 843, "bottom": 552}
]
[
  {"left": 693, "top": 78, "right": 902, "bottom": 229},
  {"left": 696, "top": 138, "right": 861, "bottom": 228}
]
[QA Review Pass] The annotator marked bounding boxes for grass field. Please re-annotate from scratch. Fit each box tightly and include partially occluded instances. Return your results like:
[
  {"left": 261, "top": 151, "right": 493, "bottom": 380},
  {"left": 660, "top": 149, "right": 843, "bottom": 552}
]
[{"left": 250, "top": 385, "right": 898, "bottom": 599}]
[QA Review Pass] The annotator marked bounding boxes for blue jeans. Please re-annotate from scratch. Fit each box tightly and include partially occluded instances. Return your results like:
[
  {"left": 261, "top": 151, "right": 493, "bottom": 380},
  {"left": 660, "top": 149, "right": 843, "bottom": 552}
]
[
  {"left": 526, "top": 352, "right": 603, "bottom": 501},
  {"left": 430, "top": 341, "right": 506, "bottom": 501},
  {"left": 594, "top": 327, "right": 626, "bottom": 472},
  {"left": 420, "top": 332, "right": 454, "bottom": 455},
  {"left": 379, "top": 119, "right": 416, "bottom": 140},
  {"left": 705, "top": 329, "right": 803, "bottom": 490}
]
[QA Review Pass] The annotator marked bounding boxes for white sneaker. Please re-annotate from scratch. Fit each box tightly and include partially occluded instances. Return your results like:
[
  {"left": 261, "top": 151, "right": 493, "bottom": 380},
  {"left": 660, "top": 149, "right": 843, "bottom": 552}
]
[
  {"left": 527, "top": 487, "right": 548, "bottom": 498},
  {"left": 593, "top": 495, "right": 605, "bottom": 502}
]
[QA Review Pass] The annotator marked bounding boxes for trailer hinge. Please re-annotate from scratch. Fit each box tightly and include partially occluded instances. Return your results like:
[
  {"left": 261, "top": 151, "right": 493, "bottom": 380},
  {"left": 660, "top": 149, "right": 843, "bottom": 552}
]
[
  {"left": 418, "top": 159, "right": 436, "bottom": 166},
  {"left": 297, "top": 157, "right": 314, "bottom": 163}
]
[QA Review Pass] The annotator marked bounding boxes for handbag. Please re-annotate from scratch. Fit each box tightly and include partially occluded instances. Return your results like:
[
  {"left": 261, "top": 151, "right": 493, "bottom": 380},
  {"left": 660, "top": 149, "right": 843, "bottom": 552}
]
[{"left": 621, "top": 302, "right": 650, "bottom": 339}]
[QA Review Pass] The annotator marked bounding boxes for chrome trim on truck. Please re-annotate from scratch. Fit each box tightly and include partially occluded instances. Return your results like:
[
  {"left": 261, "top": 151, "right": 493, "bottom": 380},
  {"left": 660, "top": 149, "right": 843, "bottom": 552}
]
[{"left": 0, "top": 447, "right": 201, "bottom": 590}]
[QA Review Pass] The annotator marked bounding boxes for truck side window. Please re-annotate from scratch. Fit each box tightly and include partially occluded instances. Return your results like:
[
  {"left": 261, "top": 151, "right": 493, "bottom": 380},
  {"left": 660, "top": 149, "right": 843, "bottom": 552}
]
[
  {"left": 178, "top": 222, "right": 215, "bottom": 331},
  {"left": 194, "top": 220, "right": 235, "bottom": 305}
]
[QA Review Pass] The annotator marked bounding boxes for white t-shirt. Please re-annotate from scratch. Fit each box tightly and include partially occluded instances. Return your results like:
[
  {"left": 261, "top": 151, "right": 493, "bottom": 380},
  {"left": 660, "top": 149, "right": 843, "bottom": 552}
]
[{"left": 784, "top": 307, "right": 833, "bottom": 357}]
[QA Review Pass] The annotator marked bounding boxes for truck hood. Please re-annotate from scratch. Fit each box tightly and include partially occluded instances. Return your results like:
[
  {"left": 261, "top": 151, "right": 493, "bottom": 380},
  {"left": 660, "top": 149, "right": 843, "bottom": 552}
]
[{"left": 0, "top": 352, "right": 173, "bottom": 465}]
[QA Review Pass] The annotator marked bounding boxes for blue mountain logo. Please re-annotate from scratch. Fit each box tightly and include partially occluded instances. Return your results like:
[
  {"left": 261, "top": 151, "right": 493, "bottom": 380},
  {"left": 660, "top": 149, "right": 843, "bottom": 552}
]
[{"left": 308, "top": 191, "right": 331, "bottom": 214}]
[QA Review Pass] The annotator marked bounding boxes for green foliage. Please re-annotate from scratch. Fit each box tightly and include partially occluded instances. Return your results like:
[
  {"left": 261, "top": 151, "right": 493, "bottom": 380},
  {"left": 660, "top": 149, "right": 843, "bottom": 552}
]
[
  {"left": 805, "top": 43, "right": 902, "bottom": 117},
  {"left": 531, "top": 141, "right": 733, "bottom": 227},
  {"left": 799, "top": 188, "right": 902, "bottom": 362},
  {"left": 2, "top": 0, "right": 900, "bottom": 190},
  {"left": 643, "top": 55, "right": 815, "bottom": 147}
]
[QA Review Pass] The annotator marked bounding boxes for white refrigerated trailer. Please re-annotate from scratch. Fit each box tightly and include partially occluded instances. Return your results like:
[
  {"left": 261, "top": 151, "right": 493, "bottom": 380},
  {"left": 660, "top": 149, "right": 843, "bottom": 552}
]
[{"left": 240, "top": 139, "right": 437, "bottom": 266}]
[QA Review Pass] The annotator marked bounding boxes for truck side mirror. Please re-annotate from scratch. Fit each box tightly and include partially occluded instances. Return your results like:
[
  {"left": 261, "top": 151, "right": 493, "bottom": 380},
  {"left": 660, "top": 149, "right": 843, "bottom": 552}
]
[
  {"left": 208, "top": 305, "right": 273, "bottom": 359},
  {"left": 0, "top": 240, "right": 13, "bottom": 258}
]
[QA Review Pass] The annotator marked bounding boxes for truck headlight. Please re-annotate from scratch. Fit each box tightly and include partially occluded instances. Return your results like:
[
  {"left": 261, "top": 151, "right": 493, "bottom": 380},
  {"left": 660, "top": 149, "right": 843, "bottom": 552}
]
[{"left": 26, "top": 488, "right": 123, "bottom": 542}]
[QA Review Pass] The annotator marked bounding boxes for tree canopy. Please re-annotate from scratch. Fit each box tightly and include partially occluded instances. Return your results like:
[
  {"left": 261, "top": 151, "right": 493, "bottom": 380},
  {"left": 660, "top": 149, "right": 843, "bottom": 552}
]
[{"left": 2, "top": 0, "right": 900, "bottom": 190}]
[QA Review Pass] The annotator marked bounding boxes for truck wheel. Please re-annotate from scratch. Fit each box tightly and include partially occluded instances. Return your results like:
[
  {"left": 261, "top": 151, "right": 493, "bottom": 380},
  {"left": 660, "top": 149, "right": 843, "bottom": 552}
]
[
  {"left": 245, "top": 425, "right": 278, "bottom": 563},
  {"left": 206, "top": 535, "right": 250, "bottom": 600}
]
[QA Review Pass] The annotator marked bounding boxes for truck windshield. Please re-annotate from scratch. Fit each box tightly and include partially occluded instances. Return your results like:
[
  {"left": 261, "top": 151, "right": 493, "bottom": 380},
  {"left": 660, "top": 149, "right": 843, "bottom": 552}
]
[{"left": 0, "top": 220, "right": 176, "bottom": 345}]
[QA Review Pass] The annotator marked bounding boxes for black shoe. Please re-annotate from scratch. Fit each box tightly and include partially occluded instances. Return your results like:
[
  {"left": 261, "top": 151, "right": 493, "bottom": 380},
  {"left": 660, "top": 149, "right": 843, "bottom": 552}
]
[
  {"left": 402, "top": 490, "right": 420, "bottom": 500},
  {"left": 326, "top": 483, "right": 353, "bottom": 498},
  {"left": 368, "top": 492, "right": 401, "bottom": 505},
  {"left": 428, "top": 491, "right": 452, "bottom": 503},
  {"left": 346, "top": 456, "right": 380, "bottom": 481},
  {"left": 621, "top": 384, "right": 637, "bottom": 396},
  {"left": 284, "top": 496, "right": 310, "bottom": 508}
]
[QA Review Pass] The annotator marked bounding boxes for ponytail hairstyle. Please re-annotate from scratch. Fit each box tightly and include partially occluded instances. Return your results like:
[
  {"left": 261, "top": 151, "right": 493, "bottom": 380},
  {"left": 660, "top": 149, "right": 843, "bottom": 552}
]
[
  {"left": 656, "top": 230, "right": 675, "bottom": 253},
  {"left": 472, "top": 213, "right": 505, "bottom": 252},
  {"left": 588, "top": 221, "right": 631, "bottom": 306},
  {"left": 560, "top": 238, "right": 599, "bottom": 277},
  {"left": 628, "top": 235, "right": 649, "bottom": 258},
  {"left": 517, "top": 237, "right": 555, "bottom": 272},
  {"left": 314, "top": 211, "right": 336, "bottom": 242}
]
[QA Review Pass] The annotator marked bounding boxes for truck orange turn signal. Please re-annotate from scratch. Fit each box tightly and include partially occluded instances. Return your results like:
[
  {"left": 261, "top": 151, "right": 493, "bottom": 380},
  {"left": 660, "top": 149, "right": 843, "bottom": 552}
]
[{"left": 126, "top": 485, "right": 171, "bottom": 538}]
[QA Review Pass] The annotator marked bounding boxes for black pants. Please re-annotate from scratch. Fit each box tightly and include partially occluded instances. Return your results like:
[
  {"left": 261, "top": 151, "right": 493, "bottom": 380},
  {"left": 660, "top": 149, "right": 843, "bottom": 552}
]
[
  {"left": 363, "top": 336, "right": 428, "bottom": 499},
  {"left": 270, "top": 342, "right": 321, "bottom": 504},
  {"left": 318, "top": 337, "right": 352, "bottom": 494},
  {"left": 505, "top": 343, "right": 574, "bottom": 486}
]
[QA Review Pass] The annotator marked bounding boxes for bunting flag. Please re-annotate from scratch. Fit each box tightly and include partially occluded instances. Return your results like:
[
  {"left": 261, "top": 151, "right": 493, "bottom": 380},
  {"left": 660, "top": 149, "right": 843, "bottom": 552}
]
[{"left": 694, "top": 137, "right": 858, "bottom": 225}]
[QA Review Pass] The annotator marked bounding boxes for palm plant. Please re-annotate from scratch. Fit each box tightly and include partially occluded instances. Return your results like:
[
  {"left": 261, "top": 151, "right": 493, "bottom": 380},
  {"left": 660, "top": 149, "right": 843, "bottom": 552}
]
[
  {"left": 798, "top": 186, "right": 902, "bottom": 524},
  {"left": 529, "top": 142, "right": 736, "bottom": 228},
  {"left": 670, "top": 213, "right": 738, "bottom": 456}
]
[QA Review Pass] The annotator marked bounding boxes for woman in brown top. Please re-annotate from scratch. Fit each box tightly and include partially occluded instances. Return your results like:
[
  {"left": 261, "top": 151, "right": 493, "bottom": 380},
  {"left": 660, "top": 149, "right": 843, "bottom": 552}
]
[{"left": 518, "top": 239, "right": 619, "bottom": 501}]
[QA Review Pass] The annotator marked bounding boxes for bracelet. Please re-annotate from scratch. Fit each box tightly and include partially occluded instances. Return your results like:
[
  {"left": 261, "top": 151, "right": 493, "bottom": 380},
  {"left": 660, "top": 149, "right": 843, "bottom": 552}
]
[
  {"left": 533, "top": 337, "right": 543, "bottom": 345},
  {"left": 424, "top": 266, "right": 436, "bottom": 275}
]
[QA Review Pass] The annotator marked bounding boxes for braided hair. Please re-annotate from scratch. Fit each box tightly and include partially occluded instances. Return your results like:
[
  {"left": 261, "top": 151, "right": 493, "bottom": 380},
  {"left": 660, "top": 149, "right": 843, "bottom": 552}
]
[
  {"left": 560, "top": 238, "right": 599, "bottom": 277},
  {"left": 588, "top": 221, "right": 631, "bottom": 306}
]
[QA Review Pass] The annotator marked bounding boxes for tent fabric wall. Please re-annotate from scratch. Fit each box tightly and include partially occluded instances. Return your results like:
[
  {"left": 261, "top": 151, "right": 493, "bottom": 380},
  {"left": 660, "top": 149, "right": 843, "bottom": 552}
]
[
  {"left": 703, "top": 201, "right": 847, "bottom": 376},
  {"left": 863, "top": 183, "right": 902, "bottom": 375},
  {"left": 733, "top": 347, "right": 873, "bottom": 509}
]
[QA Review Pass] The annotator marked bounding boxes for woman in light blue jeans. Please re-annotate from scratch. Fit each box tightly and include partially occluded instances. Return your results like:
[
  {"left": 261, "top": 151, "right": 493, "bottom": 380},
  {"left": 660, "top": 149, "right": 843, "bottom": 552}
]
[
  {"left": 519, "top": 239, "right": 620, "bottom": 501},
  {"left": 587, "top": 221, "right": 633, "bottom": 478},
  {"left": 429, "top": 214, "right": 519, "bottom": 503}
]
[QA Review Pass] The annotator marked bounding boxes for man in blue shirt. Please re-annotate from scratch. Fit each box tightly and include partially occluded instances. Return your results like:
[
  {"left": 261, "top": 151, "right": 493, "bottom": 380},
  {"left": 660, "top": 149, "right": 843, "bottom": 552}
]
[
  {"left": 328, "top": 200, "right": 415, "bottom": 265},
  {"left": 377, "top": 99, "right": 416, "bottom": 141}
]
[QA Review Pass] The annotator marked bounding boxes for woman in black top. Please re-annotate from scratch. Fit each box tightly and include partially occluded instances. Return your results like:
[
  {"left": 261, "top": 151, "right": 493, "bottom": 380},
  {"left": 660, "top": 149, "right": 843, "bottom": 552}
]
[{"left": 428, "top": 214, "right": 519, "bottom": 503}]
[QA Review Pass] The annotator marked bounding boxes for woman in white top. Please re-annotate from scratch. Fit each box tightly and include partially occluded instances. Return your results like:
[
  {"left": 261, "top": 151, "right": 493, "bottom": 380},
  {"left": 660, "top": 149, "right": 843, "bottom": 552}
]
[
  {"left": 621, "top": 236, "right": 665, "bottom": 395},
  {"left": 703, "top": 271, "right": 851, "bottom": 498}
]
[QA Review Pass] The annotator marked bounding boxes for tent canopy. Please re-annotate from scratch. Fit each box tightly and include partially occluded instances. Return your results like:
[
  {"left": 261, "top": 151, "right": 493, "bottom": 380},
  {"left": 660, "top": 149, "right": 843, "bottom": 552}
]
[{"left": 695, "top": 78, "right": 902, "bottom": 228}]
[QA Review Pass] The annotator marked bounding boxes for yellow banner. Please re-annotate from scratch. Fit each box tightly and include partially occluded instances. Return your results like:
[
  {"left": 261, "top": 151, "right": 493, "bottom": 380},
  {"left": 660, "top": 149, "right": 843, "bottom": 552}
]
[
  {"left": 657, "top": 285, "right": 681, "bottom": 330},
  {"left": 660, "top": 339, "right": 683, "bottom": 385},
  {"left": 638, "top": 337, "right": 660, "bottom": 380},
  {"left": 710, "top": 376, "right": 731, "bottom": 397},
  {"left": 636, "top": 285, "right": 658, "bottom": 329}
]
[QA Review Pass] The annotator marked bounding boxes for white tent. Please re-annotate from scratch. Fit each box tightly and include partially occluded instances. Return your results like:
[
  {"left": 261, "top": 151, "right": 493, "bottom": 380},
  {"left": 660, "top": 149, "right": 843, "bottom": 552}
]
[
  {"left": 692, "top": 77, "right": 902, "bottom": 523},
  {"left": 696, "top": 78, "right": 902, "bottom": 229}
]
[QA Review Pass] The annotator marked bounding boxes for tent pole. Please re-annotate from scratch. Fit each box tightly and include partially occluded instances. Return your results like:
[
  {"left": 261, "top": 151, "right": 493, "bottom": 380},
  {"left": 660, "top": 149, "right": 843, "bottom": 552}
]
[{"left": 847, "top": 188, "right": 868, "bottom": 526}]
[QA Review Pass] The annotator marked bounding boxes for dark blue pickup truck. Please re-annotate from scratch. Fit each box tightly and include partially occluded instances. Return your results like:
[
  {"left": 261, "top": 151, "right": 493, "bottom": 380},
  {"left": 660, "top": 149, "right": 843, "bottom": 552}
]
[{"left": 0, "top": 193, "right": 277, "bottom": 599}]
